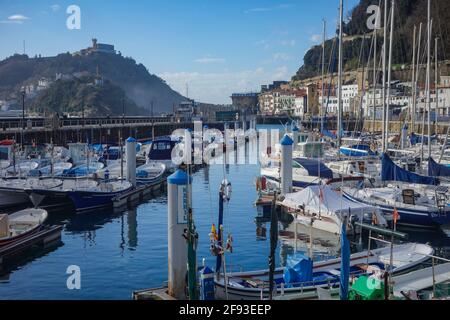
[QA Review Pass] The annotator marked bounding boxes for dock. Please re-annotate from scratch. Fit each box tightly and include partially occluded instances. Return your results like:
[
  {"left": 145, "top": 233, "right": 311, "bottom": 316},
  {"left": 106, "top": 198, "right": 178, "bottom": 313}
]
[
  {"left": 132, "top": 286, "right": 176, "bottom": 300},
  {"left": 113, "top": 179, "right": 166, "bottom": 208},
  {"left": 0, "top": 225, "right": 63, "bottom": 267}
]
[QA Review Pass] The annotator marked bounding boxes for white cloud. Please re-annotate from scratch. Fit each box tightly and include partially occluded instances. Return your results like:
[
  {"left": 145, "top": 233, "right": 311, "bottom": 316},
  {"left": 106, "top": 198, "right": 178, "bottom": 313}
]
[
  {"left": 272, "top": 52, "right": 291, "bottom": 62},
  {"left": 311, "top": 34, "right": 322, "bottom": 43},
  {"left": 245, "top": 4, "right": 294, "bottom": 14},
  {"left": 273, "top": 66, "right": 289, "bottom": 80},
  {"left": 255, "top": 40, "right": 270, "bottom": 50},
  {"left": 159, "top": 67, "right": 291, "bottom": 104},
  {"left": 50, "top": 4, "right": 61, "bottom": 12},
  {"left": 281, "top": 39, "right": 296, "bottom": 47},
  {"left": 0, "top": 14, "right": 29, "bottom": 24},
  {"left": 194, "top": 56, "right": 226, "bottom": 64}
]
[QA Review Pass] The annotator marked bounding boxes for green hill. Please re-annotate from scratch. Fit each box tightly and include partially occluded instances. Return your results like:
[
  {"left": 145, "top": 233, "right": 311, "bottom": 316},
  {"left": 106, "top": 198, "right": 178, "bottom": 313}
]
[
  {"left": 293, "top": 0, "right": 450, "bottom": 81},
  {"left": 0, "top": 51, "right": 186, "bottom": 115},
  {"left": 29, "top": 76, "right": 146, "bottom": 117}
]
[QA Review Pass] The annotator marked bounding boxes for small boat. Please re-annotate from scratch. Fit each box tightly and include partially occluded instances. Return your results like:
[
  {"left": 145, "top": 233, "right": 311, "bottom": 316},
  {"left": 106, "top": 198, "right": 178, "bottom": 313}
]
[
  {"left": 136, "top": 162, "right": 166, "bottom": 185},
  {"left": 5, "top": 160, "right": 40, "bottom": 176},
  {"left": 214, "top": 243, "right": 433, "bottom": 300},
  {"left": 261, "top": 158, "right": 335, "bottom": 190},
  {"left": 66, "top": 180, "right": 133, "bottom": 212},
  {"left": 62, "top": 161, "right": 105, "bottom": 178},
  {"left": 97, "top": 161, "right": 166, "bottom": 185},
  {"left": 0, "top": 178, "right": 63, "bottom": 209},
  {"left": 28, "top": 162, "right": 73, "bottom": 177},
  {"left": 147, "top": 136, "right": 178, "bottom": 173},
  {"left": 0, "top": 208, "right": 48, "bottom": 247},
  {"left": 279, "top": 185, "right": 387, "bottom": 234}
]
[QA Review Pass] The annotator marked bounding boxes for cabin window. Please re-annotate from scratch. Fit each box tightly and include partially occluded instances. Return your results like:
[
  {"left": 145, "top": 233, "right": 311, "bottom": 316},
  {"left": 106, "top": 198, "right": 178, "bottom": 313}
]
[
  {"left": 292, "top": 162, "right": 302, "bottom": 169},
  {"left": 154, "top": 142, "right": 170, "bottom": 150},
  {"left": 402, "top": 189, "right": 416, "bottom": 205}
]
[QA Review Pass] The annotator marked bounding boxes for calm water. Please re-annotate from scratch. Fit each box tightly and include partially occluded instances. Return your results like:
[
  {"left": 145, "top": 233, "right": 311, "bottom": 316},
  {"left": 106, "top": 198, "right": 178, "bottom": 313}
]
[{"left": 1, "top": 128, "right": 450, "bottom": 299}]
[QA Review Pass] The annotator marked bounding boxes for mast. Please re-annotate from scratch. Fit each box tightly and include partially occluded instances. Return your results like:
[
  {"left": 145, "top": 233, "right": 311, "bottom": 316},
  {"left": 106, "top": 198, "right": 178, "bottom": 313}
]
[
  {"left": 411, "top": 25, "right": 417, "bottom": 132},
  {"left": 435, "top": 37, "right": 439, "bottom": 138},
  {"left": 381, "top": 0, "right": 388, "bottom": 152},
  {"left": 372, "top": 21, "right": 378, "bottom": 133},
  {"left": 415, "top": 23, "right": 423, "bottom": 134},
  {"left": 321, "top": 19, "right": 326, "bottom": 133},
  {"left": 426, "top": 0, "right": 432, "bottom": 159},
  {"left": 337, "top": 0, "right": 343, "bottom": 149},
  {"left": 385, "top": 0, "right": 395, "bottom": 152}
]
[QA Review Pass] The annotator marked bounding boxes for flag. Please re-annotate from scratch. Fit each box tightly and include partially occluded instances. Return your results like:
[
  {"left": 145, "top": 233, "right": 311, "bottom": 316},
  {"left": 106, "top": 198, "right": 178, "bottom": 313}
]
[
  {"left": 372, "top": 212, "right": 378, "bottom": 225},
  {"left": 393, "top": 208, "right": 400, "bottom": 226},
  {"left": 319, "top": 187, "right": 324, "bottom": 202}
]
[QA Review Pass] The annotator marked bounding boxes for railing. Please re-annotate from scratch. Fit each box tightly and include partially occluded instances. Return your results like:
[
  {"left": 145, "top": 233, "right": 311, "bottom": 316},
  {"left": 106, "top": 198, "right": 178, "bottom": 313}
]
[{"left": 0, "top": 116, "right": 173, "bottom": 132}]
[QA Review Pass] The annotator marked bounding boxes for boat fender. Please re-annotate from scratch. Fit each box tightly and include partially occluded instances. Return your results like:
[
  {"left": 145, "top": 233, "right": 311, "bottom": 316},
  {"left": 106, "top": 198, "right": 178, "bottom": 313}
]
[
  {"left": 226, "top": 234, "right": 233, "bottom": 253},
  {"left": 220, "top": 180, "right": 232, "bottom": 202}
]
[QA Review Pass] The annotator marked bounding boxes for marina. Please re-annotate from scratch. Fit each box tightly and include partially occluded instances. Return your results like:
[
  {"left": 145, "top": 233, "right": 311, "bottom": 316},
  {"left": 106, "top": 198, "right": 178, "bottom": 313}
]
[{"left": 0, "top": 0, "right": 450, "bottom": 308}]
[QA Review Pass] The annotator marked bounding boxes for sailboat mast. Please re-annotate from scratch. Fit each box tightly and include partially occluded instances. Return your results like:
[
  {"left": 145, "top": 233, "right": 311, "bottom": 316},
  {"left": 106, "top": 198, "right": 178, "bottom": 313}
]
[
  {"left": 435, "top": 37, "right": 439, "bottom": 138},
  {"left": 411, "top": 25, "right": 417, "bottom": 132},
  {"left": 337, "top": 0, "right": 343, "bottom": 149},
  {"left": 372, "top": 23, "right": 378, "bottom": 133},
  {"left": 385, "top": 0, "right": 395, "bottom": 151},
  {"left": 426, "top": 0, "right": 432, "bottom": 159},
  {"left": 381, "top": 0, "right": 388, "bottom": 152},
  {"left": 321, "top": 19, "right": 326, "bottom": 133},
  {"left": 415, "top": 23, "right": 423, "bottom": 134}
]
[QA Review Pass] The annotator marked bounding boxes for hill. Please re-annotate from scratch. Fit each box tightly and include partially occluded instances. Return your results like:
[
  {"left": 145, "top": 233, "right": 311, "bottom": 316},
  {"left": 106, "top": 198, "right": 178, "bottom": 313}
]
[
  {"left": 29, "top": 76, "right": 146, "bottom": 117},
  {"left": 0, "top": 50, "right": 186, "bottom": 115},
  {"left": 293, "top": 0, "right": 450, "bottom": 81}
]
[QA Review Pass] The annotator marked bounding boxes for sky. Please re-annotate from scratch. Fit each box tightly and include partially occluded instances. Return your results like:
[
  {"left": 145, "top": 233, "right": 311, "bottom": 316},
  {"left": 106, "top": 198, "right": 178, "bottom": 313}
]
[{"left": 0, "top": 0, "right": 360, "bottom": 104}]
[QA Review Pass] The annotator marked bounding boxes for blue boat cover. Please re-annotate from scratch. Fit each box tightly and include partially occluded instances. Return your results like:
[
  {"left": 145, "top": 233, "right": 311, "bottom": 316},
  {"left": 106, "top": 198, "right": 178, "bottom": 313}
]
[
  {"left": 293, "top": 158, "right": 334, "bottom": 179},
  {"left": 284, "top": 253, "right": 313, "bottom": 286},
  {"left": 322, "top": 129, "right": 337, "bottom": 140},
  {"left": 382, "top": 153, "right": 439, "bottom": 185},
  {"left": 340, "top": 217, "right": 350, "bottom": 300},
  {"left": 410, "top": 133, "right": 437, "bottom": 146},
  {"left": 428, "top": 157, "right": 450, "bottom": 177}
]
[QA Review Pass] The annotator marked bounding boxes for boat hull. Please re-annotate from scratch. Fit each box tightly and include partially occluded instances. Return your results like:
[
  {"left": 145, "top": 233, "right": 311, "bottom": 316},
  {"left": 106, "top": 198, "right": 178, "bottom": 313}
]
[
  {"left": 0, "top": 188, "right": 31, "bottom": 209},
  {"left": 67, "top": 188, "right": 132, "bottom": 213},
  {"left": 343, "top": 193, "right": 450, "bottom": 228}
]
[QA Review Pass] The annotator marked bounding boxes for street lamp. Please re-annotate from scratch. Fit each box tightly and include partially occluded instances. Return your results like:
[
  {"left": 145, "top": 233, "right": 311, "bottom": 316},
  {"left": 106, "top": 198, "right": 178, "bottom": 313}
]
[{"left": 20, "top": 87, "right": 26, "bottom": 148}]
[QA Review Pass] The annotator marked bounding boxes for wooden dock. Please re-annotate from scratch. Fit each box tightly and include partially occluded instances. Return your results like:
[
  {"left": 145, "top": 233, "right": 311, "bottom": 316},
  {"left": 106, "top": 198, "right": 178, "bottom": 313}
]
[
  {"left": 132, "top": 286, "right": 176, "bottom": 300},
  {"left": 0, "top": 225, "right": 63, "bottom": 266}
]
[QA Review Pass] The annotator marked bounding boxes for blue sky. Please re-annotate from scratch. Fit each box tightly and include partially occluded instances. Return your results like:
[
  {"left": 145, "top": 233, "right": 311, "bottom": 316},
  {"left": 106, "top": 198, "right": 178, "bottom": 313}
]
[{"left": 0, "top": 0, "right": 359, "bottom": 104}]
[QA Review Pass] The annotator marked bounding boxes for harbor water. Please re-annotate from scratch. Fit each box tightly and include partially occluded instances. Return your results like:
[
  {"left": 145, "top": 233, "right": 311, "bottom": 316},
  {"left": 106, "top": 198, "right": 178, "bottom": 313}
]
[{"left": 1, "top": 127, "right": 449, "bottom": 299}]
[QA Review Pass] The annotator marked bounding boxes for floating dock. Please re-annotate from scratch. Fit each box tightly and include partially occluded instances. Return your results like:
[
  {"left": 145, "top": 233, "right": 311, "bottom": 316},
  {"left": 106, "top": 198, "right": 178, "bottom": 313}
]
[
  {"left": 132, "top": 286, "right": 175, "bottom": 300},
  {"left": 113, "top": 179, "right": 166, "bottom": 208},
  {"left": 0, "top": 225, "right": 63, "bottom": 266}
]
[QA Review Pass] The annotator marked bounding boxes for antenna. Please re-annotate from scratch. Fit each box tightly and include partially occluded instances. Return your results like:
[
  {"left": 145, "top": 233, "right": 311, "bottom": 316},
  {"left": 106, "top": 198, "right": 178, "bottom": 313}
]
[
  {"left": 186, "top": 83, "right": 189, "bottom": 99},
  {"left": 23, "top": 40, "right": 26, "bottom": 55}
]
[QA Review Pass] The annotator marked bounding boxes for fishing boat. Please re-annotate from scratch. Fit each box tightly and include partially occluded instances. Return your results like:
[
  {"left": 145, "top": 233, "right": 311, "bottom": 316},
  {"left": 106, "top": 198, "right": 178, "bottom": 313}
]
[
  {"left": 214, "top": 243, "right": 433, "bottom": 300},
  {"left": 279, "top": 185, "right": 387, "bottom": 235},
  {"left": 0, "top": 208, "right": 48, "bottom": 247},
  {"left": 65, "top": 180, "right": 133, "bottom": 212}
]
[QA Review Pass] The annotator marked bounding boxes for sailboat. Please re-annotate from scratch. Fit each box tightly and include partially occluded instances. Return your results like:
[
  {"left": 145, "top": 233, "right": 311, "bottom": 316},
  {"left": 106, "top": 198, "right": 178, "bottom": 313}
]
[{"left": 342, "top": 154, "right": 450, "bottom": 228}]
